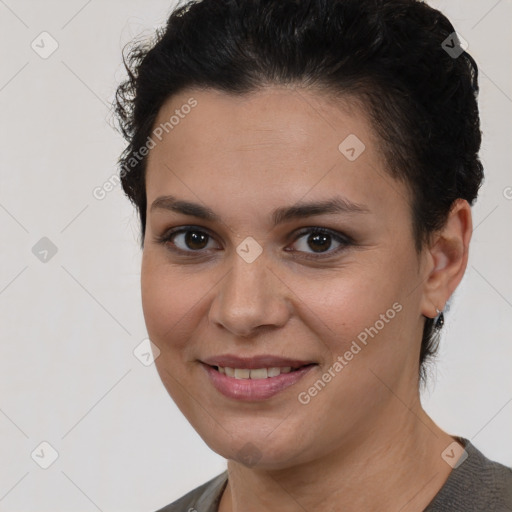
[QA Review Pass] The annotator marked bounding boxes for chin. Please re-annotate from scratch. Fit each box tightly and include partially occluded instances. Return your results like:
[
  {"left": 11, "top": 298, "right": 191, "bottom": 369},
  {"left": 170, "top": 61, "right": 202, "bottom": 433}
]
[{"left": 198, "top": 425, "right": 312, "bottom": 470}]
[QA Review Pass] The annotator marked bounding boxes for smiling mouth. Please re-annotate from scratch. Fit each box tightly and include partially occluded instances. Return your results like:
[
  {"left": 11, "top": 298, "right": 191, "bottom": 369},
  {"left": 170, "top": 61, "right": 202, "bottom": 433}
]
[
  {"left": 209, "top": 363, "right": 316, "bottom": 380},
  {"left": 202, "top": 361, "right": 318, "bottom": 401}
]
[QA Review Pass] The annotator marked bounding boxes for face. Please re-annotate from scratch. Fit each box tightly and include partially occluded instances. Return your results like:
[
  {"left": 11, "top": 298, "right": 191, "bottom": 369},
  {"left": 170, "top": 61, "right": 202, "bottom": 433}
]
[{"left": 141, "top": 86, "right": 429, "bottom": 469}]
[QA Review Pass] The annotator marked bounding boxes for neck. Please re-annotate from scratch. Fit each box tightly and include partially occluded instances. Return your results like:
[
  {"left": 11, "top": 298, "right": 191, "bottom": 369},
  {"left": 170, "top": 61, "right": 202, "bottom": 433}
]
[{"left": 219, "top": 397, "right": 456, "bottom": 512}]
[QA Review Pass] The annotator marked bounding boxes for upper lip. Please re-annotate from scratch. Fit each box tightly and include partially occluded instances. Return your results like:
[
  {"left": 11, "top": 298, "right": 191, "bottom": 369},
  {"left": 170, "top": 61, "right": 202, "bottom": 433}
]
[{"left": 201, "top": 354, "right": 316, "bottom": 369}]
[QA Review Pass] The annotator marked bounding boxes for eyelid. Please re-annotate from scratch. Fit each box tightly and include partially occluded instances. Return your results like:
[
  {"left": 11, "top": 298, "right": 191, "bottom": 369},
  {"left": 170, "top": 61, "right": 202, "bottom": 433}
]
[
  {"left": 154, "top": 225, "right": 353, "bottom": 258},
  {"left": 291, "top": 226, "right": 353, "bottom": 245},
  {"left": 153, "top": 225, "right": 221, "bottom": 254},
  {"left": 286, "top": 226, "right": 353, "bottom": 258}
]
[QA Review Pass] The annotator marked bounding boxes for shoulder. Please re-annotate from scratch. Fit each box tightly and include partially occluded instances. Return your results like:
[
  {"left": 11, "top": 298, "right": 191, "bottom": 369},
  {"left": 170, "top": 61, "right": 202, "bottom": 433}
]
[
  {"left": 154, "top": 471, "right": 228, "bottom": 512},
  {"left": 425, "top": 437, "right": 512, "bottom": 511}
]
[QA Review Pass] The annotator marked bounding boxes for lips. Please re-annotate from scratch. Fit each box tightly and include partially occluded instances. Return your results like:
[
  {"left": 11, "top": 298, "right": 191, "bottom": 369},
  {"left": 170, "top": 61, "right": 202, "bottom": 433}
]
[
  {"left": 199, "top": 354, "right": 317, "bottom": 400},
  {"left": 201, "top": 361, "right": 317, "bottom": 401}
]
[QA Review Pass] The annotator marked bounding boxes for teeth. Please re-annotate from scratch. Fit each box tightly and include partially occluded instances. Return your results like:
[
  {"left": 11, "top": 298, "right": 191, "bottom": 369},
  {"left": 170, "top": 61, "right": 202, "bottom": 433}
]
[
  {"left": 234, "top": 368, "right": 250, "bottom": 379},
  {"left": 248, "top": 368, "right": 267, "bottom": 379},
  {"left": 267, "top": 367, "right": 281, "bottom": 377},
  {"left": 218, "top": 366, "right": 296, "bottom": 379}
]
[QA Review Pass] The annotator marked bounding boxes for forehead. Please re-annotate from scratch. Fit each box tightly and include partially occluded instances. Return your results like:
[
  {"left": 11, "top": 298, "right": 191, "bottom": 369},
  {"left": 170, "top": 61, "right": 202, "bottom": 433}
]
[
  {"left": 145, "top": 86, "right": 410, "bottom": 225},
  {"left": 148, "top": 86, "right": 370, "bottom": 164}
]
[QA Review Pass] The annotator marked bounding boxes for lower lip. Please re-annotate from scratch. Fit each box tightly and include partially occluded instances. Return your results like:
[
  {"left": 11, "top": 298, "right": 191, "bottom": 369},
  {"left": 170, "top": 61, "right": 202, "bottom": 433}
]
[{"left": 201, "top": 363, "right": 316, "bottom": 401}]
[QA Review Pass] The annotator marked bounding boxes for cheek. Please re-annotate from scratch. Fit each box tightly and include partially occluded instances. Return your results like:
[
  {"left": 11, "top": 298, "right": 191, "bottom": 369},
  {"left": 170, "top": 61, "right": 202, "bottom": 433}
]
[
  {"left": 302, "top": 269, "right": 411, "bottom": 391},
  {"left": 140, "top": 254, "right": 207, "bottom": 411},
  {"left": 292, "top": 269, "right": 397, "bottom": 342},
  {"left": 140, "top": 253, "right": 197, "bottom": 352}
]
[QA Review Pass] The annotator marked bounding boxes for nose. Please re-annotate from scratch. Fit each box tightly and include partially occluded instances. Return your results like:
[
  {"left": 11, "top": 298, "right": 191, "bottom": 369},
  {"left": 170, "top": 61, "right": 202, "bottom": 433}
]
[{"left": 208, "top": 251, "right": 291, "bottom": 338}]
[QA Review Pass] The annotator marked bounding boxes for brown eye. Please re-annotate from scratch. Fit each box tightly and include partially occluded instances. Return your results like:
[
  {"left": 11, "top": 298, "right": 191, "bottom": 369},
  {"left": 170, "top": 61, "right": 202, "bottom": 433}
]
[
  {"left": 182, "top": 230, "right": 210, "bottom": 250},
  {"left": 158, "top": 228, "right": 220, "bottom": 253},
  {"left": 290, "top": 228, "right": 351, "bottom": 257},
  {"left": 306, "top": 232, "right": 332, "bottom": 253}
]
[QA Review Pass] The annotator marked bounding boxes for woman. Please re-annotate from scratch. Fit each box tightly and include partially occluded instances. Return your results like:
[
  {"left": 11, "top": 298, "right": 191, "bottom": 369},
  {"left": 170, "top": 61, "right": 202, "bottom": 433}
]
[{"left": 114, "top": 0, "right": 512, "bottom": 510}]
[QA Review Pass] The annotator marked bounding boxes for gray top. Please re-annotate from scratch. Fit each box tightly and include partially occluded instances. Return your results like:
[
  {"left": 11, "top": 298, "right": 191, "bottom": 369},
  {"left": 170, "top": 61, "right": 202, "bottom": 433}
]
[{"left": 156, "top": 438, "right": 512, "bottom": 511}]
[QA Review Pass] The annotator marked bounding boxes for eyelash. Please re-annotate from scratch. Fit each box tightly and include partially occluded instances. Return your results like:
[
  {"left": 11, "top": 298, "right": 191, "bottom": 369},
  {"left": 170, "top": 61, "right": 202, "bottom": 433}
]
[{"left": 153, "top": 225, "right": 353, "bottom": 260}]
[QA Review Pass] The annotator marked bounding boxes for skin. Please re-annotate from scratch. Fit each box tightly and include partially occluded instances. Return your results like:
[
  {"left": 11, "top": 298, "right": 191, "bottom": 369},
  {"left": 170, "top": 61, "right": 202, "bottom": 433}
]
[{"left": 141, "top": 86, "right": 473, "bottom": 511}]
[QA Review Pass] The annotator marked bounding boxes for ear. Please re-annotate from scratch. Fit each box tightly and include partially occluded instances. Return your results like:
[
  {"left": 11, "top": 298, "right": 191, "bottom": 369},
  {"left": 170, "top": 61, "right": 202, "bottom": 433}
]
[{"left": 420, "top": 198, "right": 473, "bottom": 319}]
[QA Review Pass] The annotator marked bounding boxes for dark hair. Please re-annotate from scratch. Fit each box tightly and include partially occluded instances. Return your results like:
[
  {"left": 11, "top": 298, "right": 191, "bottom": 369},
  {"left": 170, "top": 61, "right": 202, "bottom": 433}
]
[{"left": 114, "top": 0, "right": 484, "bottom": 382}]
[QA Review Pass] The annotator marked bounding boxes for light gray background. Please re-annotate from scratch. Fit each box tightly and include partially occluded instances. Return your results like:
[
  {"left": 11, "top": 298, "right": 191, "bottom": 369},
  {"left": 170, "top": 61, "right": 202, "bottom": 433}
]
[{"left": 0, "top": 1, "right": 511, "bottom": 511}]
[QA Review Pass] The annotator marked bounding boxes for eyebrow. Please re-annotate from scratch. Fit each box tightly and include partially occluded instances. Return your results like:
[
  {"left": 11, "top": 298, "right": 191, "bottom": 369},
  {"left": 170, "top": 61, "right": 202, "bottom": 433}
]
[{"left": 150, "top": 194, "right": 371, "bottom": 226}]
